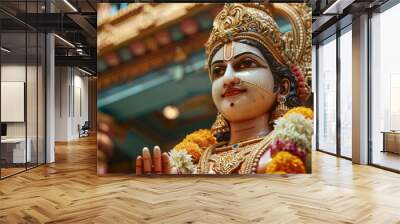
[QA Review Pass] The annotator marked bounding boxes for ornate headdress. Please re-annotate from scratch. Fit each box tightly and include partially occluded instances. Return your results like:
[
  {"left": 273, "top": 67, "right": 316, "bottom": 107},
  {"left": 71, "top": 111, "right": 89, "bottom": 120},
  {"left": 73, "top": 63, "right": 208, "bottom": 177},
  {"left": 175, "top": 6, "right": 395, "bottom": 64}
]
[
  {"left": 205, "top": 3, "right": 311, "bottom": 82},
  {"left": 207, "top": 3, "right": 312, "bottom": 139}
]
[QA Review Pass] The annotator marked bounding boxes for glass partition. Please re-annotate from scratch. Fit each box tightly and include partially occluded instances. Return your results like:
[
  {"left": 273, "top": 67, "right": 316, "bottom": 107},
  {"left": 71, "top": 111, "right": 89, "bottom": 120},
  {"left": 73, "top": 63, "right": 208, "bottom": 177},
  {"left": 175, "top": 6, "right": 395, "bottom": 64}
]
[
  {"left": 317, "top": 35, "right": 337, "bottom": 155},
  {"left": 0, "top": 0, "right": 46, "bottom": 179},
  {"left": 370, "top": 3, "right": 400, "bottom": 171},
  {"left": 1, "top": 30, "right": 28, "bottom": 178},
  {"left": 339, "top": 26, "right": 352, "bottom": 158},
  {"left": 312, "top": 45, "right": 316, "bottom": 151},
  {"left": 27, "top": 30, "right": 38, "bottom": 169},
  {"left": 38, "top": 32, "right": 45, "bottom": 165}
]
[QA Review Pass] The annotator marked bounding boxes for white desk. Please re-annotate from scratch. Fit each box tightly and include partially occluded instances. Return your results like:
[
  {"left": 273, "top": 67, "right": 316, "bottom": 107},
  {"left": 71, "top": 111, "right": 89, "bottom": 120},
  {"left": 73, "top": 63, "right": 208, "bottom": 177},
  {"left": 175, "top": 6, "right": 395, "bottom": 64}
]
[{"left": 1, "top": 138, "right": 31, "bottom": 163}]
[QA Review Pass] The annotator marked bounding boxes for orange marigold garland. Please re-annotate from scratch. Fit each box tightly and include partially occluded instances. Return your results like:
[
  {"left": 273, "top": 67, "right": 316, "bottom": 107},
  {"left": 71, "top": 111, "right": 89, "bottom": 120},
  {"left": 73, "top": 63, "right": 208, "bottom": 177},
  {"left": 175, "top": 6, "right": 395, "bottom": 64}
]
[
  {"left": 269, "top": 140, "right": 306, "bottom": 162},
  {"left": 265, "top": 107, "right": 313, "bottom": 174},
  {"left": 184, "top": 129, "right": 217, "bottom": 148},
  {"left": 265, "top": 151, "right": 305, "bottom": 174},
  {"left": 173, "top": 129, "right": 217, "bottom": 163},
  {"left": 174, "top": 141, "right": 202, "bottom": 163},
  {"left": 284, "top": 106, "right": 313, "bottom": 120}
]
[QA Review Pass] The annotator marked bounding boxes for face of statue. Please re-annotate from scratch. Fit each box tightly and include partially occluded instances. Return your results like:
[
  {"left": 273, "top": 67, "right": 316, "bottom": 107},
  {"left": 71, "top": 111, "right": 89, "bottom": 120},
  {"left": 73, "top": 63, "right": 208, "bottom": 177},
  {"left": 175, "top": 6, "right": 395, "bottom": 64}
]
[{"left": 210, "top": 41, "right": 277, "bottom": 122}]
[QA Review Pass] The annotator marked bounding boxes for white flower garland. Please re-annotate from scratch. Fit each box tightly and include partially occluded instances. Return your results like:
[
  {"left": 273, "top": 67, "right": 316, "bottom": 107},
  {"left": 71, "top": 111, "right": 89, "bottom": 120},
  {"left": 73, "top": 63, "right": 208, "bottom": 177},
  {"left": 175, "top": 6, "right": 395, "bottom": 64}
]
[
  {"left": 167, "top": 112, "right": 313, "bottom": 174},
  {"left": 168, "top": 148, "right": 195, "bottom": 174},
  {"left": 271, "top": 113, "right": 313, "bottom": 152}
]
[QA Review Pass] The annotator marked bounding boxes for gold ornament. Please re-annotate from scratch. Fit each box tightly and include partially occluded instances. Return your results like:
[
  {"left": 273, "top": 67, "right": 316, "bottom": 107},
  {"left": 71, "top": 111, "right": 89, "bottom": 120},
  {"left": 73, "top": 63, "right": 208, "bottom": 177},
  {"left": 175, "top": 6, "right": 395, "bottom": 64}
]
[
  {"left": 271, "top": 95, "right": 289, "bottom": 121},
  {"left": 198, "top": 133, "right": 273, "bottom": 174},
  {"left": 211, "top": 113, "right": 230, "bottom": 138},
  {"left": 205, "top": 3, "right": 312, "bottom": 82}
]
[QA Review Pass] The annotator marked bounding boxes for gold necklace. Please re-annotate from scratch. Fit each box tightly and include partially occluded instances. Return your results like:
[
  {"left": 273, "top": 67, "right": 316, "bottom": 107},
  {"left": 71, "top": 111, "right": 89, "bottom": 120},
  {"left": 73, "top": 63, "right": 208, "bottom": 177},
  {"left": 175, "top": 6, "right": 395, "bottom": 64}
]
[
  {"left": 214, "top": 137, "right": 263, "bottom": 153},
  {"left": 208, "top": 134, "right": 272, "bottom": 174}
]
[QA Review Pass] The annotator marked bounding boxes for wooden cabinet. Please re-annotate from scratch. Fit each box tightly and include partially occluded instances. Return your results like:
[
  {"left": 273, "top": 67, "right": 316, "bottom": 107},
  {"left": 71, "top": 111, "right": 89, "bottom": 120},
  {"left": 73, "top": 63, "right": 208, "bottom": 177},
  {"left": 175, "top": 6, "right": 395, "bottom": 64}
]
[{"left": 382, "top": 132, "right": 400, "bottom": 154}]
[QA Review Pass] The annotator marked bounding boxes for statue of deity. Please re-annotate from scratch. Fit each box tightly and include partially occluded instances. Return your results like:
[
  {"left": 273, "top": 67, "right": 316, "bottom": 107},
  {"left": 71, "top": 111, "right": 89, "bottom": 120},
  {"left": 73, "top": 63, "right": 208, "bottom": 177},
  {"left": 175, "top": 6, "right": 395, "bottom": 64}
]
[{"left": 134, "top": 3, "right": 313, "bottom": 175}]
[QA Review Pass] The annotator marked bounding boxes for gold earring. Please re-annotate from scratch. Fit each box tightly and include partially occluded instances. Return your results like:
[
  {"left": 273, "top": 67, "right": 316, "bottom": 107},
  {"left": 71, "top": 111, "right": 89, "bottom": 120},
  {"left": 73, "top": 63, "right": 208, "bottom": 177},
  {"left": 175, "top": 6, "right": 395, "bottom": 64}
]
[
  {"left": 211, "top": 113, "right": 230, "bottom": 140},
  {"left": 271, "top": 95, "right": 289, "bottom": 121}
]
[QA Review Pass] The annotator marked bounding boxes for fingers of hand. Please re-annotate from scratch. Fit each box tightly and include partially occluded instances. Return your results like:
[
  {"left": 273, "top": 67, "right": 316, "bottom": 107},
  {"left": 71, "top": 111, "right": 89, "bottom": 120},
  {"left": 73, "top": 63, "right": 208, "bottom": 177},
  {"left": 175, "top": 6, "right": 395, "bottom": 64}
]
[
  {"left": 142, "top": 147, "right": 152, "bottom": 174},
  {"left": 153, "top": 146, "right": 162, "bottom": 174},
  {"left": 161, "top": 152, "right": 171, "bottom": 174},
  {"left": 137, "top": 146, "right": 169, "bottom": 175},
  {"left": 135, "top": 156, "right": 143, "bottom": 175},
  {"left": 97, "top": 132, "right": 113, "bottom": 156},
  {"left": 98, "top": 122, "right": 111, "bottom": 133}
]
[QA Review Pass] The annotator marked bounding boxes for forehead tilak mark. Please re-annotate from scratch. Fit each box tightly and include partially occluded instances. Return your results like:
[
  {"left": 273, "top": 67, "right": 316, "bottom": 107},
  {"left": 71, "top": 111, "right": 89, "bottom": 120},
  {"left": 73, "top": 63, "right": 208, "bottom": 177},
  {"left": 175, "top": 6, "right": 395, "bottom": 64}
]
[{"left": 223, "top": 42, "right": 234, "bottom": 61}]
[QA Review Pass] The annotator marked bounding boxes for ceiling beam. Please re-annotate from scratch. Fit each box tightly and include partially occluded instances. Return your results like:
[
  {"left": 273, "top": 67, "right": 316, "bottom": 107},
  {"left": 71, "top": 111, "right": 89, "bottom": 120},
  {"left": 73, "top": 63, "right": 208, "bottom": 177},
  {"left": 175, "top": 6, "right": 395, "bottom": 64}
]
[
  {"left": 322, "top": 0, "right": 356, "bottom": 15},
  {"left": 67, "top": 13, "right": 96, "bottom": 39},
  {"left": 55, "top": 55, "right": 96, "bottom": 71}
]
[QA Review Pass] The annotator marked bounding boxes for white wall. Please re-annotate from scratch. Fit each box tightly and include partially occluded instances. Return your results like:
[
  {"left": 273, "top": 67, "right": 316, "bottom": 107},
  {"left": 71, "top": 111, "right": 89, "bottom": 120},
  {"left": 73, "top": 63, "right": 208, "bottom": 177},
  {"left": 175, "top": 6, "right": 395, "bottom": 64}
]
[
  {"left": 54, "top": 67, "right": 89, "bottom": 141},
  {"left": 55, "top": 67, "right": 69, "bottom": 141},
  {"left": 1, "top": 64, "right": 26, "bottom": 81},
  {"left": 1, "top": 63, "right": 46, "bottom": 164},
  {"left": 1, "top": 65, "right": 34, "bottom": 138},
  {"left": 72, "top": 73, "right": 89, "bottom": 138}
]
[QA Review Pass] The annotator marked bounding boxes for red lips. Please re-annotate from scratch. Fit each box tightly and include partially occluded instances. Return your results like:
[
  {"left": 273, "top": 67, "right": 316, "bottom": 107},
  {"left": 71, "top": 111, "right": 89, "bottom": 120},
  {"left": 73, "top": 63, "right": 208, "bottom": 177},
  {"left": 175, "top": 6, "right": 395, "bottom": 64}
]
[{"left": 222, "top": 87, "right": 247, "bottom": 97}]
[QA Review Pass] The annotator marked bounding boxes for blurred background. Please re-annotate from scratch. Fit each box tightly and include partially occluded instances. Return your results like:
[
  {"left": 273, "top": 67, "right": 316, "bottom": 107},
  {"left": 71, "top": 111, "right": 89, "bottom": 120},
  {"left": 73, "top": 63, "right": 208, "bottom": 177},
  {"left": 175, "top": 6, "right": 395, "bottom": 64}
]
[
  {"left": 96, "top": 3, "right": 312, "bottom": 173},
  {"left": 97, "top": 3, "right": 224, "bottom": 172}
]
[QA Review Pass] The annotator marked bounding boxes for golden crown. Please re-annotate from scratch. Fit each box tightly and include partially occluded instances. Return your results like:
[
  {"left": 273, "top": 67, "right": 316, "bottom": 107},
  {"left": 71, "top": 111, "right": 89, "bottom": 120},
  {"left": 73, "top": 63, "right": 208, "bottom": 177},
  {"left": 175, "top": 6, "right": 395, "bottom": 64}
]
[{"left": 205, "top": 3, "right": 312, "bottom": 79}]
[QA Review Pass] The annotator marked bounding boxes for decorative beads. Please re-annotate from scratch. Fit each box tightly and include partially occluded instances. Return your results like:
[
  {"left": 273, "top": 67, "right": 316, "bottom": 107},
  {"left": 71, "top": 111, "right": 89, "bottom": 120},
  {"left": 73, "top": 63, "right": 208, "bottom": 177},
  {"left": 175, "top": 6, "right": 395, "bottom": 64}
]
[{"left": 291, "top": 64, "right": 309, "bottom": 102}]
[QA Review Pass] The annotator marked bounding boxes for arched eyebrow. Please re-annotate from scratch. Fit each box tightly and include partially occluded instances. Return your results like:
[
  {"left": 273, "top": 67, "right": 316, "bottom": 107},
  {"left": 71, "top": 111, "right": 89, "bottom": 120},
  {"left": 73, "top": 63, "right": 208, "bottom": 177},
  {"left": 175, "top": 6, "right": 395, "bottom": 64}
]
[
  {"left": 211, "top": 52, "right": 266, "bottom": 66},
  {"left": 210, "top": 60, "right": 224, "bottom": 66},
  {"left": 233, "top": 52, "right": 266, "bottom": 63},
  {"left": 210, "top": 51, "right": 266, "bottom": 67}
]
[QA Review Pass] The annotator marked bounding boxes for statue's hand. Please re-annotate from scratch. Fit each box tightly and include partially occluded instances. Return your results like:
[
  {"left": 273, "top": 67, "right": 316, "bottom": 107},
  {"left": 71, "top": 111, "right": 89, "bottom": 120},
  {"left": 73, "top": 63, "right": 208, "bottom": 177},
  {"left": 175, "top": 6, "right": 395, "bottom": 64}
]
[
  {"left": 98, "top": 122, "right": 114, "bottom": 157},
  {"left": 97, "top": 114, "right": 116, "bottom": 174},
  {"left": 135, "top": 146, "right": 171, "bottom": 174}
]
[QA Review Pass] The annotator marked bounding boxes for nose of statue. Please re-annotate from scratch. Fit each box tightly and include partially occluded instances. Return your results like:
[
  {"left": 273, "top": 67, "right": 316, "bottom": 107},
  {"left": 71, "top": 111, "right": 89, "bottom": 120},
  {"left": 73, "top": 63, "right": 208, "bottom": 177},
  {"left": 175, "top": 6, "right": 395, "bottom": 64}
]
[
  {"left": 223, "top": 76, "right": 241, "bottom": 88},
  {"left": 223, "top": 64, "right": 240, "bottom": 88}
]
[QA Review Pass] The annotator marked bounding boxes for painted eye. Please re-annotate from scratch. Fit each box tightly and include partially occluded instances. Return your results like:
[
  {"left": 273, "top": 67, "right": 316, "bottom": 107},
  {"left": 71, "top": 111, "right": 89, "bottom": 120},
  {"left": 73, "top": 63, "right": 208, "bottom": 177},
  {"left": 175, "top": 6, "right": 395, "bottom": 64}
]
[
  {"left": 211, "top": 66, "right": 226, "bottom": 80},
  {"left": 237, "top": 58, "right": 258, "bottom": 70}
]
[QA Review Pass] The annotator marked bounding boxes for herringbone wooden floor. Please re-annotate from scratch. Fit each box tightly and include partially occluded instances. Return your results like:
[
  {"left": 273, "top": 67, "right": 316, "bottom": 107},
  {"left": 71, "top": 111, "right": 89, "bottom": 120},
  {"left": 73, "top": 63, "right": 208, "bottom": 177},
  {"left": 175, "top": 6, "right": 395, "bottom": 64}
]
[{"left": 1, "top": 136, "right": 400, "bottom": 224}]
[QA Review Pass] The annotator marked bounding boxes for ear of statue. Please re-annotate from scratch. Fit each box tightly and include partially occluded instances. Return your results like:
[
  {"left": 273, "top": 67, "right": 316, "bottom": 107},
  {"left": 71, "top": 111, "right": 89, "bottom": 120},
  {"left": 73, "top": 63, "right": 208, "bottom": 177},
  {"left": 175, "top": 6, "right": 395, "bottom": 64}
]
[
  {"left": 279, "top": 78, "right": 290, "bottom": 97},
  {"left": 270, "top": 78, "right": 290, "bottom": 123}
]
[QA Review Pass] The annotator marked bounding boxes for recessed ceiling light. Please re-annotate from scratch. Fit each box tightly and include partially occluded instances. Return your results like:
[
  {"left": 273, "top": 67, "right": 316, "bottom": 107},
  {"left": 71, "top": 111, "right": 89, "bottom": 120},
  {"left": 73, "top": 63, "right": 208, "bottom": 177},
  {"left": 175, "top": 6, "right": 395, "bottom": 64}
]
[
  {"left": 322, "top": 0, "right": 354, "bottom": 15},
  {"left": 163, "top": 105, "right": 180, "bottom": 120},
  {"left": 54, "top": 34, "right": 75, "bottom": 48},
  {"left": 1, "top": 47, "right": 11, "bottom": 53},
  {"left": 63, "top": 0, "right": 78, "bottom": 12},
  {"left": 77, "top": 67, "right": 93, "bottom": 76}
]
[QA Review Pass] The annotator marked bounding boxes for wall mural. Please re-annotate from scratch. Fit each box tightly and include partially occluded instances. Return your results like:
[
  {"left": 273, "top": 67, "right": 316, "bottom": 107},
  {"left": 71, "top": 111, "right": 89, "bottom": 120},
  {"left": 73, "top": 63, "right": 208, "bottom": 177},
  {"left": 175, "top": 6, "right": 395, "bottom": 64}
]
[{"left": 97, "top": 3, "right": 313, "bottom": 175}]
